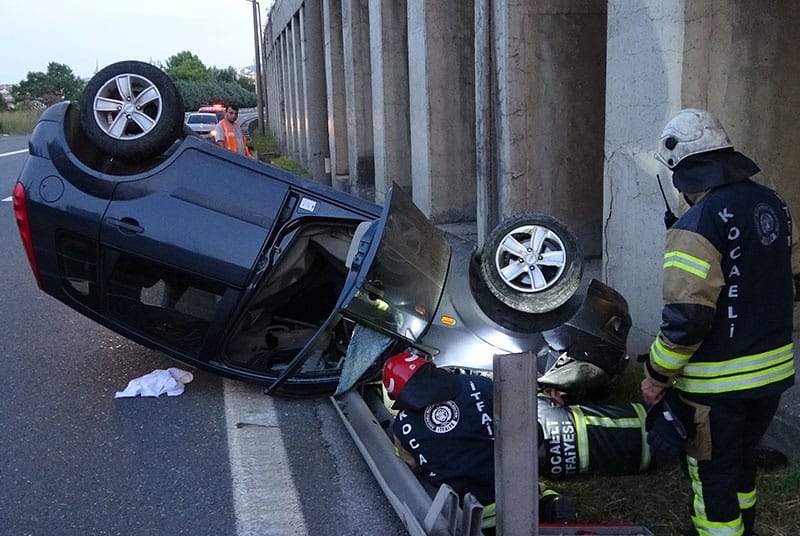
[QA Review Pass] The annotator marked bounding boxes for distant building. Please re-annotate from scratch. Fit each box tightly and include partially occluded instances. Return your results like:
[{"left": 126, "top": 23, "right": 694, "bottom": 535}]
[{"left": 238, "top": 65, "right": 256, "bottom": 80}]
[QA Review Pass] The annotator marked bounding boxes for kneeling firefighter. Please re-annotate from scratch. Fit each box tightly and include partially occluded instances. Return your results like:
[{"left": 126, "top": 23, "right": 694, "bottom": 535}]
[{"left": 382, "top": 352, "right": 577, "bottom": 529}]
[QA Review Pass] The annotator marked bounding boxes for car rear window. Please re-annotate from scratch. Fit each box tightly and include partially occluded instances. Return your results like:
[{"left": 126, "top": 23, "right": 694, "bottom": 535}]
[{"left": 187, "top": 114, "right": 216, "bottom": 124}]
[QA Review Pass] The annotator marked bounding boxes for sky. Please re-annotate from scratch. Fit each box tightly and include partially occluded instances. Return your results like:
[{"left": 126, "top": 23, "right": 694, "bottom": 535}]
[{"left": 0, "top": 0, "right": 274, "bottom": 85}]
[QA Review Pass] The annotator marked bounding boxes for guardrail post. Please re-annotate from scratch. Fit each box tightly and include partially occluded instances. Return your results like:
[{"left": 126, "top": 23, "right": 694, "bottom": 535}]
[{"left": 493, "top": 351, "right": 538, "bottom": 535}]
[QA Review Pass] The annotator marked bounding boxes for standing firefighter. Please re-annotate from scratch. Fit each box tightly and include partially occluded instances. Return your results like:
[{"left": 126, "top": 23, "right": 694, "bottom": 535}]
[{"left": 641, "top": 108, "right": 800, "bottom": 536}]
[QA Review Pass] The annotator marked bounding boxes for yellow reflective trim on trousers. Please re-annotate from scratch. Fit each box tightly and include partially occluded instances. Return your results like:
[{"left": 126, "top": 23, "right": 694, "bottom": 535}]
[
  {"left": 569, "top": 406, "right": 590, "bottom": 472},
  {"left": 688, "top": 457, "right": 744, "bottom": 536},
  {"left": 651, "top": 336, "right": 692, "bottom": 370},
  {"left": 738, "top": 488, "right": 756, "bottom": 510},
  {"left": 682, "top": 344, "right": 793, "bottom": 377},
  {"left": 664, "top": 251, "right": 711, "bottom": 279},
  {"left": 632, "top": 403, "right": 651, "bottom": 471},
  {"left": 687, "top": 457, "right": 707, "bottom": 520},
  {"left": 690, "top": 516, "right": 744, "bottom": 536},
  {"left": 582, "top": 415, "right": 642, "bottom": 428},
  {"left": 481, "top": 502, "right": 496, "bottom": 529},
  {"left": 677, "top": 358, "right": 794, "bottom": 394}
]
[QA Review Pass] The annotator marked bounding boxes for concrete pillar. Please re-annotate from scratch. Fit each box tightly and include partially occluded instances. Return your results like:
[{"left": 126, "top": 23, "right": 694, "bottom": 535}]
[
  {"left": 476, "top": 0, "right": 607, "bottom": 252},
  {"left": 323, "top": 0, "right": 350, "bottom": 191},
  {"left": 604, "top": 0, "right": 683, "bottom": 351},
  {"left": 368, "top": 0, "right": 411, "bottom": 204},
  {"left": 289, "top": 15, "right": 306, "bottom": 162},
  {"left": 342, "top": 0, "right": 375, "bottom": 201},
  {"left": 475, "top": 0, "right": 498, "bottom": 246},
  {"left": 262, "top": 15, "right": 279, "bottom": 143},
  {"left": 298, "top": 0, "right": 330, "bottom": 182},
  {"left": 681, "top": 1, "right": 800, "bottom": 212},
  {"left": 279, "top": 31, "right": 295, "bottom": 157},
  {"left": 269, "top": 47, "right": 284, "bottom": 143},
  {"left": 407, "top": 0, "right": 476, "bottom": 222}
]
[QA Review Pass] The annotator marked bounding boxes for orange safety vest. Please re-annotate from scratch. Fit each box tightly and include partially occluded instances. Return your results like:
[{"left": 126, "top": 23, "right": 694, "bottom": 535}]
[{"left": 217, "top": 119, "right": 252, "bottom": 157}]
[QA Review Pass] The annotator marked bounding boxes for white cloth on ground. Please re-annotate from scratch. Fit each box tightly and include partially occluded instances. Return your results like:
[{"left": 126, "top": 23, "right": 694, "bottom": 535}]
[{"left": 114, "top": 368, "right": 194, "bottom": 398}]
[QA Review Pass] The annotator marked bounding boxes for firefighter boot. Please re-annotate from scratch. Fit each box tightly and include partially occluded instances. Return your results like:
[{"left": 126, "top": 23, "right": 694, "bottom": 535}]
[{"left": 539, "top": 489, "right": 577, "bottom": 524}]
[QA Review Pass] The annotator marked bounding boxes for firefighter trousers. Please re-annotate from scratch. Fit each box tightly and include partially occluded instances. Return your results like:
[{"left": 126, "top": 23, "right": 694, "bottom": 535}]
[{"left": 685, "top": 395, "right": 780, "bottom": 536}]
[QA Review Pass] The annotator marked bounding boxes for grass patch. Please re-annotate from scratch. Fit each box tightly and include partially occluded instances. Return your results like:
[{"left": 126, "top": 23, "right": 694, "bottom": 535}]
[
  {"left": 269, "top": 156, "right": 309, "bottom": 176},
  {"left": 548, "top": 458, "right": 800, "bottom": 535},
  {"left": 249, "top": 127, "right": 281, "bottom": 161},
  {"left": 0, "top": 109, "right": 42, "bottom": 134},
  {"left": 248, "top": 125, "right": 309, "bottom": 176},
  {"left": 550, "top": 369, "right": 800, "bottom": 535}
]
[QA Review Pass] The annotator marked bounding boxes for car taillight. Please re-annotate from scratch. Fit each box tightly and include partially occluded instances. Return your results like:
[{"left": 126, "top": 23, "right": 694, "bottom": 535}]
[{"left": 12, "top": 182, "right": 43, "bottom": 289}]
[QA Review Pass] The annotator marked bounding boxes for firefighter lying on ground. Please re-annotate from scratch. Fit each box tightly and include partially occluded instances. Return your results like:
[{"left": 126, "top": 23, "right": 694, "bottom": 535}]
[
  {"left": 383, "top": 352, "right": 581, "bottom": 529},
  {"left": 382, "top": 352, "right": 656, "bottom": 528},
  {"left": 537, "top": 391, "right": 650, "bottom": 478}
]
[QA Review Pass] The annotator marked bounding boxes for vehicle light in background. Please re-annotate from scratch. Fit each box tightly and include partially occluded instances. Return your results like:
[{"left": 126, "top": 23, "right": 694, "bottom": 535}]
[
  {"left": 440, "top": 315, "right": 457, "bottom": 326},
  {"left": 12, "top": 182, "right": 42, "bottom": 289}
]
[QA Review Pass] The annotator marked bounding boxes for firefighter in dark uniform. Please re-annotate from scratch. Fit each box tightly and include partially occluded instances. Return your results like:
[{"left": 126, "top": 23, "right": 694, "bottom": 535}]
[
  {"left": 537, "top": 394, "right": 651, "bottom": 478},
  {"left": 382, "top": 352, "right": 576, "bottom": 529},
  {"left": 641, "top": 108, "right": 800, "bottom": 536}
]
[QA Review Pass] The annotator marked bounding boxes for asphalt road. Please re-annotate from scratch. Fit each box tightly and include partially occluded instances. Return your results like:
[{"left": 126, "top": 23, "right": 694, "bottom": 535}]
[{"left": 0, "top": 134, "right": 406, "bottom": 535}]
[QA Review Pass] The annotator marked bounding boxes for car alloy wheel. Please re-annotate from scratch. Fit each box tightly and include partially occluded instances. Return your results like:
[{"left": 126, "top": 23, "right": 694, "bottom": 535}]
[
  {"left": 80, "top": 61, "right": 184, "bottom": 161},
  {"left": 479, "top": 213, "right": 583, "bottom": 314}
]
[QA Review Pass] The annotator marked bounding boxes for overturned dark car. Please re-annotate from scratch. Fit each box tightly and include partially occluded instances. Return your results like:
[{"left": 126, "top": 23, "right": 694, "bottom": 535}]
[{"left": 14, "top": 61, "right": 632, "bottom": 398}]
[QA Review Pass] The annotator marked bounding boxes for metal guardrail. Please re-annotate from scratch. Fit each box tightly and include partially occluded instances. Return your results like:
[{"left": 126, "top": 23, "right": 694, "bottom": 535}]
[{"left": 331, "top": 389, "right": 484, "bottom": 536}]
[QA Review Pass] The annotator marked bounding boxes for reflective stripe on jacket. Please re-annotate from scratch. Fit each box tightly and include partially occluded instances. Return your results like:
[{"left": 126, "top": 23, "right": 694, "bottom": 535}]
[{"left": 647, "top": 179, "right": 798, "bottom": 398}]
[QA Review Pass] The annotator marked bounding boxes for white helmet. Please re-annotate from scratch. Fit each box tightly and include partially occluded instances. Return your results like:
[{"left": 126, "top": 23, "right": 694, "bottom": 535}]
[{"left": 655, "top": 108, "right": 733, "bottom": 169}]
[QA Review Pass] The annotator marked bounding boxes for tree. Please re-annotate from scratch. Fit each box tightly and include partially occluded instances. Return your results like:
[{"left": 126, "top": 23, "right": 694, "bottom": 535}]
[
  {"left": 13, "top": 62, "right": 85, "bottom": 104},
  {"left": 164, "top": 51, "right": 211, "bottom": 82},
  {"left": 209, "top": 66, "right": 239, "bottom": 83}
]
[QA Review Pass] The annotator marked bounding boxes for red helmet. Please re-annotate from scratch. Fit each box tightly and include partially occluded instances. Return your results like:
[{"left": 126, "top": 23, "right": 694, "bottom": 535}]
[{"left": 382, "top": 352, "right": 428, "bottom": 398}]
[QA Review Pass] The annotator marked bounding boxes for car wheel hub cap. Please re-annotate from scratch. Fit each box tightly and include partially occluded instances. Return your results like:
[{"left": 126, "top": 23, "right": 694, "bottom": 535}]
[
  {"left": 495, "top": 224, "right": 566, "bottom": 293},
  {"left": 92, "top": 73, "right": 163, "bottom": 141}
]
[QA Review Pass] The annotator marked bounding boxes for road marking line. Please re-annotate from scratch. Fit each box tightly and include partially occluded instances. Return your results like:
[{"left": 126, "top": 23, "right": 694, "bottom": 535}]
[
  {"left": 2, "top": 197, "right": 11, "bottom": 202},
  {"left": 0, "top": 149, "right": 28, "bottom": 158},
  {"left": 223, "top": 379, "right": 309, "bottom": 536}
]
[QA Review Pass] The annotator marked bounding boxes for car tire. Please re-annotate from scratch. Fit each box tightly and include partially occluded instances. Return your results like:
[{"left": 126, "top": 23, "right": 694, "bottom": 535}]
[
  {"left": 80, "top": 60, "right": 184, "bottom": 161},
  {"left": 479, "top": 213, "right": 583, "bottom": 314}
]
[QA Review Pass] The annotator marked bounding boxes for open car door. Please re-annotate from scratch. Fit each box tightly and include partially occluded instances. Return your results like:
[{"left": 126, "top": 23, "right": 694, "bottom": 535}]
[{"left": 263, "top": 185, "right": 452, "bottom": 395}]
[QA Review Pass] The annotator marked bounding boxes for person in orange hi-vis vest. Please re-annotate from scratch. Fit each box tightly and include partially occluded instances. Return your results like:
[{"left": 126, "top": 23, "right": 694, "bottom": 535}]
[{"left": 213, "top": 104, "right": 253, "bottom": 158}]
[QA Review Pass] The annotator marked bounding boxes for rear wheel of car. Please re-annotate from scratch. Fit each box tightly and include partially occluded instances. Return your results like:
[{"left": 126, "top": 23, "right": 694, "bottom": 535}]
[
  {"left": 479, "top": 213, "right": 583, "bottom": 314},
  {"left": 80, "top": 60, "right": 184, "bottom": 161}
]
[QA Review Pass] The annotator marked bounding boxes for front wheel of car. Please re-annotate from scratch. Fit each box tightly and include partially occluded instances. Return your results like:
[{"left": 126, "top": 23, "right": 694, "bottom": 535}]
[
  {"left": 80, "top": 60, "right": 184, "bottom": 161},
  {"left": 479, "top": 213, "right": 583, "bottom": 314}
]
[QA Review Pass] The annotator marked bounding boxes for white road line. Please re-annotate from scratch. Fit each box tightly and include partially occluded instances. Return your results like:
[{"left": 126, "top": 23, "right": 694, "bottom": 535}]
[
  {"left": 0, "top": 149, "right": 28, "bottom": 158},
  {"left": 2, "top": 197, "right": 11, "bottom": 202},
  {"left": 223, "top": 378, "right": 309, "bottom": 536}
]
